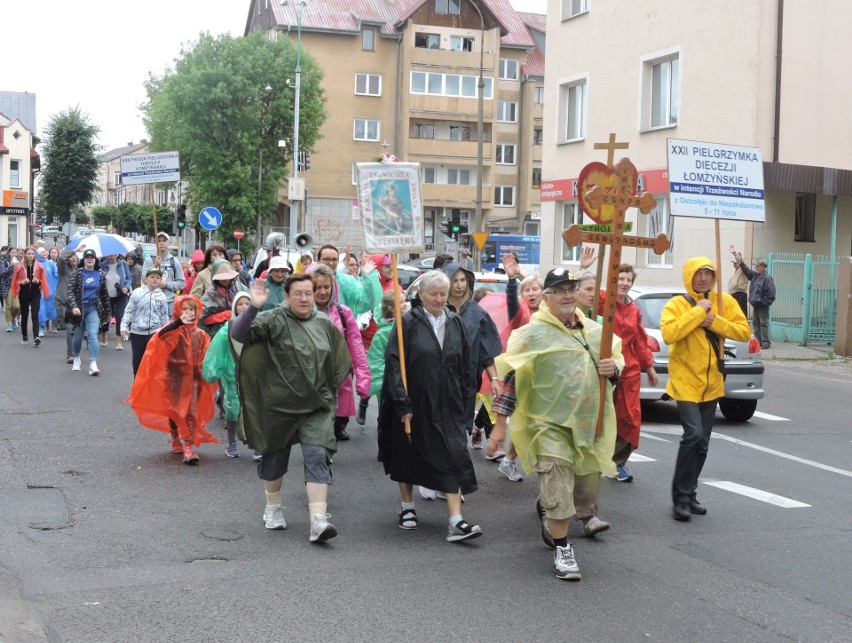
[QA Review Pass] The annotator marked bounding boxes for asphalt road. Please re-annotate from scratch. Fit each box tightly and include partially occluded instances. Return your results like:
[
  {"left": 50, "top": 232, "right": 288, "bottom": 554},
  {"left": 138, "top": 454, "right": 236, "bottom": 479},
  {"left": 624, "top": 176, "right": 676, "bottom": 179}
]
[{"left": 1, "top": 330, "right": 850, "bottom": 642}]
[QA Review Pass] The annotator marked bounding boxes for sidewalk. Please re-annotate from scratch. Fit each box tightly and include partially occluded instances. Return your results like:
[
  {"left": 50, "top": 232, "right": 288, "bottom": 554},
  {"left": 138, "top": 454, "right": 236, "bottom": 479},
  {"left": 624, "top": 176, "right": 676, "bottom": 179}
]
[{"left": 761, "top": 340, "right": 846, "bottom": 361}]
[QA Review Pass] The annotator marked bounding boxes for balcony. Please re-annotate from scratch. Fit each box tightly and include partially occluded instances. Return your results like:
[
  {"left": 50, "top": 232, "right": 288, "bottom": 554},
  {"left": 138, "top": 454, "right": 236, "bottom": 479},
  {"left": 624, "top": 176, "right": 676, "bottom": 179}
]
[
  {"left": 409, "top": 137, "right": 491, "bottom": 160},
  {"left": 421, "top": 183, "right": 492, "bottom": 209}
]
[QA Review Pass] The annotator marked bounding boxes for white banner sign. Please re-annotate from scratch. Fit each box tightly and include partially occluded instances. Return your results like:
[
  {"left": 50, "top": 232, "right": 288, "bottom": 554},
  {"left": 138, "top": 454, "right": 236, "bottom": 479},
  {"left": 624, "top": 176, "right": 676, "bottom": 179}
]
[
  {"left": 356, "top": 162, "right": 424, "bottom": 254},
  {"left": 667, "top": 138, "right": 765, "bottom": 222},
  {"left": 120, "top": 151, "right": 181, "bottom": 185}
]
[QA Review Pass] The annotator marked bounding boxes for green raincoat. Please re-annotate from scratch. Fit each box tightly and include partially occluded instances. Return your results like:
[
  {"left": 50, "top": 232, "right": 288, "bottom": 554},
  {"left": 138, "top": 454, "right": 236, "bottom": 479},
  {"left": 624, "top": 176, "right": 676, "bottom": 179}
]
[
  {"left": 202, "top": 319, "right": 240, "bottom": 422},
  {"left": 495, "top": 304, "right": 624, "bottom": 477},
  {"left": 366, "top": 316, "right": 394, "bottom": 398},
  {"left": 235, "top": 302, "right": 352, "bottom": 457}
]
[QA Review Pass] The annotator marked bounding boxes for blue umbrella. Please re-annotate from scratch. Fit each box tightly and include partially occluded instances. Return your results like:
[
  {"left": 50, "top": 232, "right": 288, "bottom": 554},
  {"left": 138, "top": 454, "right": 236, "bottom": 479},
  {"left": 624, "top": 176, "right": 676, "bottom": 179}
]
[{"left": 65, "top": 233, "right": 136, "bottom": 257}]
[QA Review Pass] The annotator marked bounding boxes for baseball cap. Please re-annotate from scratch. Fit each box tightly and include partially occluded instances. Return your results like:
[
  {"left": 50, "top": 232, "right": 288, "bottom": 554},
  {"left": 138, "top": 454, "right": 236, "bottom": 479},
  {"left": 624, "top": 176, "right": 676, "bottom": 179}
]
[
  {"left": 543, "top": 267, "right": 578, "bottom": 291},
  {"left": 145, "top": 267, "right": 163, "bottom": 277},
  {"left": 156, "top": 231, "right": 170, "bottom": 241},
  {"left": 697, "top": 264, "right": 716, "bottom": 272},
  {"left": 82, "top": 249, "right": 98, "bottom": 259}
]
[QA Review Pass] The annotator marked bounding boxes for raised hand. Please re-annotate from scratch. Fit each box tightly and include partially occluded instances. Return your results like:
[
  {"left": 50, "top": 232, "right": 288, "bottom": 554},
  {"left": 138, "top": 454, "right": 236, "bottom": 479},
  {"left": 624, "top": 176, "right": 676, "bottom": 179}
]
[
  {"left": 250, "top": 279, "right": 269, "bottom": 308},
  {"left": 579, "top": 246, "right": 597, "bottom": 270},
  {"left": 502, "top": 253, "right": 518, "bottom": 278},
  {"left": 360, "top": 256, "right": 377, "bottom": 275}
]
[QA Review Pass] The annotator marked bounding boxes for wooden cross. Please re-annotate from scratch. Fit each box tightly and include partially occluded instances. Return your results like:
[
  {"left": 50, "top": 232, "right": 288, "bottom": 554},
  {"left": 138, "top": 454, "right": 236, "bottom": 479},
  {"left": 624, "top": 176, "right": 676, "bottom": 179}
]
[
  {"left": 594, "top": 132, "right": 629, "bottom": 167},
  {"left": 562, "top": 157, "right": 670, "bottom": 437}
]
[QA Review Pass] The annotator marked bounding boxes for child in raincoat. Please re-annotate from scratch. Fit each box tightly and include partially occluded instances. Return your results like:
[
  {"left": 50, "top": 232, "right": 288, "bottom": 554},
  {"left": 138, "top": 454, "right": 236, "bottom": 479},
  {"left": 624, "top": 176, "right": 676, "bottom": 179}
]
[
  {"left": 202, "top": 291, "right": 251, "bottom": 458},
  {"left": 128, "top": 294, "right": 218, "bottom": 464}
]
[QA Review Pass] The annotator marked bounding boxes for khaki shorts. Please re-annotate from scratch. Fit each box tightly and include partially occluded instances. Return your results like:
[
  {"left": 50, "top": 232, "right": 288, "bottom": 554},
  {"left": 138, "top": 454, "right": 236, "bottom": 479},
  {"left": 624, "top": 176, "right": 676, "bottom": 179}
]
[{"left": 536, "top": 455, "right": 575, "bottom": 520}]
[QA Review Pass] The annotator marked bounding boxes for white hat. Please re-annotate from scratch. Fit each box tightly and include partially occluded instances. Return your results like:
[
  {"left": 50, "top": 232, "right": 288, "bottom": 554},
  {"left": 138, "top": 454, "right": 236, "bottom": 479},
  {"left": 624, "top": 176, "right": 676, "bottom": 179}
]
[{"left": 268, "top": 256, "right": 292, "bottom": 272}]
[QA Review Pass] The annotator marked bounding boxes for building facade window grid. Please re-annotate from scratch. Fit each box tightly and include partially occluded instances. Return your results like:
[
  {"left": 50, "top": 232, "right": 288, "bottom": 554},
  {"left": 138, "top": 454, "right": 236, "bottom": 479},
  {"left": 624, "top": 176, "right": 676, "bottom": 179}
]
[
  {"left": 534, "top": 86, "right": 545, "bottom": 104},
  {"left": 561, "top": 202, "right": 581, "bottom": 261},
  {"left": 650, "top": 56, "right": 680, "bottom": 128},
  {"left": 494, "top": 185, "right": 515, "bottom": 206},
  {"left": 560, "top": 79, "right": 587, "bottom": 141},
  {"left": 645, "top": 197, "right": 674, "bottom": 266},
  {"left": 496, "top": 144, "right": 516, "bottom": 164},
  {"left": 436, "top": 0, "right": 461, "bottom": 16},
  {"left": 499, "top": 58, "right": 519, "bottom": 81},
  {"left": 410, "top": 71, "right": 493, "bottom": 99},
  {"left": 355, "top": 73, "right": 382, "bottom": 96},
  {"left": 450, "top": 35, "right": 474, "bottom": 52},
  {"left": 354, "top": 118, "right": 380, "bottom": 141},
  {"left": 362, "top": 29, "right": 375, "bottom": 51},
  {"left": 9, "top": 159, "right": 21, "bottom": 187},
  {"left": 562, "top": 0, "right": 590, "bottom": 20},
  {"left": 497, "top": 101, "right": 518, "bottom": 123}
]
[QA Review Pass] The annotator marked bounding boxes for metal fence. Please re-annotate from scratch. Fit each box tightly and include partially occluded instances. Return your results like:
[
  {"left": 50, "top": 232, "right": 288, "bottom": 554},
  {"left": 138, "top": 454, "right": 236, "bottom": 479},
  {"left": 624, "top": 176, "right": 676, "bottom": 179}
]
[{"left": 768, "top": 252, "right": 839, "bottom": 344}]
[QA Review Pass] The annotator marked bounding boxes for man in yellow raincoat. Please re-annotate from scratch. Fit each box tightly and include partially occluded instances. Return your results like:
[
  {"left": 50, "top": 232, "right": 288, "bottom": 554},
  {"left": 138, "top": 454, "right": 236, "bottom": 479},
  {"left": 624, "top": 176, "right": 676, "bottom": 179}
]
[
  {"left": 661, "top": 257, "right": 751, "bottom": 522},
  {"left": 496, "top": 268, "right": 623, "bottom": 581}
]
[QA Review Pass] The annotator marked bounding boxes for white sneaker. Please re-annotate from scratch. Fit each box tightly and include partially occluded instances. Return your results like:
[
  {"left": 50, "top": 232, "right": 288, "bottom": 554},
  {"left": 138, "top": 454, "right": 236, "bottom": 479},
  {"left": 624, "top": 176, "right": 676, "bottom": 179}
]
[
  {"left": 72, "top": 357, "right": 82, "bottom": 371},
  {"left": 553, "top": 544, "right": 581, "bottom": 580},
  {"left": 309, "top": 513, "right": 338, "bottom": 543},
  {"left": 262, "top": 505, "right": 287, "bottom": 530},
  {"left": 89, "top": 361, "right": 100, "bottom": 376},
  {"left": 498, "top": 459, "right": 524, "bottom": 481}
]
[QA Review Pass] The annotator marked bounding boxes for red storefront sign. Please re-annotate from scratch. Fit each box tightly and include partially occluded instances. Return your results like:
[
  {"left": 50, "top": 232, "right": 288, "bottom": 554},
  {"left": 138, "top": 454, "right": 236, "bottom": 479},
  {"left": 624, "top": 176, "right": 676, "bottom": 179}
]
[{"left": 540, "top": 168, "right": 670, "bottom": 202}]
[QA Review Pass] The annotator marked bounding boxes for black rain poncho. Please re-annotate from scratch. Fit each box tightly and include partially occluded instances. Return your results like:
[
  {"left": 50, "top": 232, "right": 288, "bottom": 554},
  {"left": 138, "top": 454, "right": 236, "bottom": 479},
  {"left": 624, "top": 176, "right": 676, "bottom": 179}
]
[{"left": 378, "top": 300, "right": 477, "bottom": 494}]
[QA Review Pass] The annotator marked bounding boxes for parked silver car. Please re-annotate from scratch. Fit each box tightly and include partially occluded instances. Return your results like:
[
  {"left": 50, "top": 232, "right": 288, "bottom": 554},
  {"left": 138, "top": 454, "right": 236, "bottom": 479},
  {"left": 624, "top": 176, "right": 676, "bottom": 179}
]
[{"left": 631, "top": 285, "right": 764, "bottom": 422}]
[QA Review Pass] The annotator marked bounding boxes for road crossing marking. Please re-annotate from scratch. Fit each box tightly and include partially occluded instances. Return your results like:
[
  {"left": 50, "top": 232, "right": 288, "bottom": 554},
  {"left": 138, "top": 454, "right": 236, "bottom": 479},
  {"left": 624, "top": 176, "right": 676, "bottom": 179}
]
[
  {"left": 710, "top": 433, "right": 852, "bottom": 478},
  {"left": 701, "top": 480, "right": 811, "bottom": 508},
  {"left": 640, "top": 432, "right": 671, "bottom": 443},
  {"left": 752, "top": 411, "right": 790, "bottom": 421},
  {"left": 627, "top": 453, "right": 656, "bottom": 462}
]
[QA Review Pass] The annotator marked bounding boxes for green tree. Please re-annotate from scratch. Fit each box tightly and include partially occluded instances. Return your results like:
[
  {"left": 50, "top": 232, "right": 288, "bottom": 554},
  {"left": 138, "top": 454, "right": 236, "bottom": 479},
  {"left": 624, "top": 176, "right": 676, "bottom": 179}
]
[
  {"left": 90, "top": 205, "right": 117, "bottom": 228},
  {"left": 40, "top": 107, "right": 101, "bottom": 222},
  {"left": 142, "top": 30, "right": 326, "bottom": 247}
]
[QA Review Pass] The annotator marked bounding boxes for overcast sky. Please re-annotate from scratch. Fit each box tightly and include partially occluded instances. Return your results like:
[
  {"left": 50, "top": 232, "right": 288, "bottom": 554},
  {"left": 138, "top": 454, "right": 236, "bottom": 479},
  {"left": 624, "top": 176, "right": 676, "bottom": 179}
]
[{"left": 7, "top": 0, "right": 547, "bottom": 152}]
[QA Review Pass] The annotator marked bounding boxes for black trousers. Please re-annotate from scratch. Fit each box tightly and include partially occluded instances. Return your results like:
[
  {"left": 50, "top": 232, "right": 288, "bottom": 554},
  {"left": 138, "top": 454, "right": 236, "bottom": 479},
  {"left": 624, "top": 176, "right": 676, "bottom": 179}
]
[
  {"left": 18, "top": 286, "right": 41, "bottom": 340},
  {"left": 130, "top": 332, "right": 155, "bottom": 378},
  {"left": 672, "top": 400, "right": 718, "bottom": 504}
]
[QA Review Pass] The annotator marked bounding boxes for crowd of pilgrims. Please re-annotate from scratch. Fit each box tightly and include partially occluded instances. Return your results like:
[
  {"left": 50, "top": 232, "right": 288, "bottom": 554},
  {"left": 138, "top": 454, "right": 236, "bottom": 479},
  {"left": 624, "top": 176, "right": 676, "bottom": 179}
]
[{"left": 0, "top": 236, "right": 659, "bottom": 580}]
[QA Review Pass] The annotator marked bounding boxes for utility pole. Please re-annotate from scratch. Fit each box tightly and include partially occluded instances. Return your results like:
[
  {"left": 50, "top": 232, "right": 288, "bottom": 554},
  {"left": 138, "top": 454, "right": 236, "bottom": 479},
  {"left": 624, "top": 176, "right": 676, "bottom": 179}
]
[{"left": 284, "top": 0, "right": 307, "bottom": 249}]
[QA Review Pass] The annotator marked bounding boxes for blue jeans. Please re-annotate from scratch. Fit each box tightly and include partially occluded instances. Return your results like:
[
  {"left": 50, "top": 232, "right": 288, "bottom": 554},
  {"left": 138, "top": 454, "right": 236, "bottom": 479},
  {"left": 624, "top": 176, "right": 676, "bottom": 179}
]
[
  {"left": 73, "top": 303, "right": 100, "bottom": 362},
  {"left": 671, "top": 400, "right": 718, "bottom": 504}
]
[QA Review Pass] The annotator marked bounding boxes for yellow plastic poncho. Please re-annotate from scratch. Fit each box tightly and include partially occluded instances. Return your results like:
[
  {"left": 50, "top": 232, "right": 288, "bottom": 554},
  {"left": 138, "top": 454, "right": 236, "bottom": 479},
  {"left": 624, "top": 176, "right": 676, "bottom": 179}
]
[{"left": 495, "top": 304, "right": 624, "bottom": 477}]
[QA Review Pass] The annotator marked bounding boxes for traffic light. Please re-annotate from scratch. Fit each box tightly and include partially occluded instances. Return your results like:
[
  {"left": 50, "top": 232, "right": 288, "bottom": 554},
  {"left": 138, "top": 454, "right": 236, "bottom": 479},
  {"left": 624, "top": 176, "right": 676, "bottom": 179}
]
[
  {"left": 440, "top": 219, "right": 453, "bottom": 238},
  {"left": 450, "top": 208, "right": 462, "bottom": 239},
  {"left": 177, "top": 204, "right": 187, "bottom": 230},
  {"left": 297, "top": 151, "right": 311, "bottom": 172}
]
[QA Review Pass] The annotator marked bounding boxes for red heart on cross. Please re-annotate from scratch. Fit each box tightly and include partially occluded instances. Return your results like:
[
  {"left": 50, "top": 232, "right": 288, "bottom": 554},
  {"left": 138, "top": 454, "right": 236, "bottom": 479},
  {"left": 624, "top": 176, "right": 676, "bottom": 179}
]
[{"left": 577, "top": 161, "right": 637, "bottom": 225}]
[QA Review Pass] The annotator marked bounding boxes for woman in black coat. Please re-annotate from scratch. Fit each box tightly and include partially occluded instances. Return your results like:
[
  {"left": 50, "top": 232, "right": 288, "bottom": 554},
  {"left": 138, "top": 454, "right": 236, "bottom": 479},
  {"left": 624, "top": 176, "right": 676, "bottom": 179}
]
[{"left": 379, "top": 270, "right": 482, "bottom": 543}]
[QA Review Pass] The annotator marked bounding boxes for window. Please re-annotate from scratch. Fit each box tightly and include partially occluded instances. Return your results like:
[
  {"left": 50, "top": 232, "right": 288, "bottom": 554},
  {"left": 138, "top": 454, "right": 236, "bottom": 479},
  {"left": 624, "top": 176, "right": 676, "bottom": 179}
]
[
  {"left": 795, "top": 193, "right": 816, "bottom": 242},
  {"left": 415, "top": 32, "right": 440, "bottom": 49},
  {"left": 113, "top": 171, "right": 122, "bottom": 185},
  {"left": 495, "top": 144, "right": 516, "bottom": 165},
  {"left": 450, "top": 35, "right": 474, "bottom": 52},
  {"left": 9, "top": 160, "right": 21, "bottom": 187},
  {"left": 534, "top": 86, "right": 544, "bottom": 104},
  {"left": 499, "top": 59, "right": 519, "bottom": 81},
  {"left": 497, "top": 101, "right": 517, "bottom": 123},
  {"left": 449, "top": 125, "right": 473, "bottom": 141},
  {"left": 354, "top": 119, "right": 380, "bottom": 141},
  {"left": 447, "top": 169, "right": 471, "bottom": 185},
  {"left": 645, "top": 198, "right": 674, "bottom": 267},
  {"left": 410, "top": 120, "right": 437, "bottom": 139},
  {"left": 559, "top": 78, "right": 586, "bottom": 141},
  {"left": 532, "top": 168, "right": 542, "bottom": 188},
  {"left": 649, "top": 55, "right": 680, "bottom": 128},
  {"left": 533, "top": 128, "right": 543, "bottom": 145},
  {"left": 524, "top": 219, "right": 540, "bottom": 236},
  {"left": 494, "top": 186, "right": 515, "bottom": 206},
  {"left": 436, "top": 0, "right": 460, "bottom": 15},
  {"left": 561, "top": 0, "right": 589, "bottom": 19},
  {"left": 410, "top": 72, "right": 493, "bottom": 99},
  {"left": 355, "top": 73, "right": 381, "bottom": 96},
  {"left": 561, "top": 203, "right": 581, "bottom": 261},
  {"left": 423, "top": 167, "right": 436, "bottom": 184},
  {"left": 362, "top": 29, "right": 375, "bottom": 51}
]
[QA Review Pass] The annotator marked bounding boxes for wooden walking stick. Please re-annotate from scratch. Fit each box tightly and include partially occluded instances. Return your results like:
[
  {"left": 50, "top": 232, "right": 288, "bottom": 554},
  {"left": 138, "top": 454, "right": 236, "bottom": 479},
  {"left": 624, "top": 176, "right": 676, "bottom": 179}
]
[{"left": 391, "top": 254, "right": 412, "bottom": 442}]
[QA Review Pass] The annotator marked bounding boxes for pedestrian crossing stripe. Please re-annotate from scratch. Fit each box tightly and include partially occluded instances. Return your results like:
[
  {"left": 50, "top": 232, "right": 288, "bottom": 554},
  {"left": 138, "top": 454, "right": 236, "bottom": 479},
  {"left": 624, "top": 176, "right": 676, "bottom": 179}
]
[
  {"left": 701, "top": 480, "right": 811, "bottom": 508},
  {"left": 627, "top": 453, "right": 656, "bottom": 462},
  {"left": 752, "top": 411, "right": 790, "bottom": 421},
  {"left": 640, "top": 433, "right": 671, "bottom": 443}
]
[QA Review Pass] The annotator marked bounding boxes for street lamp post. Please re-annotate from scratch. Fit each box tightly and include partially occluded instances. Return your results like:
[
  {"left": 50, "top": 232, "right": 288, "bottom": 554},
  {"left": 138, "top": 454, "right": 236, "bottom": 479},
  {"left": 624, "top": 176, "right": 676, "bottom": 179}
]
[
  {"left": 283, "top": 0, "right": 307, "bottom": 248},
  {"left": 467, "top": 0, "right": 486, "bottom": 270}
]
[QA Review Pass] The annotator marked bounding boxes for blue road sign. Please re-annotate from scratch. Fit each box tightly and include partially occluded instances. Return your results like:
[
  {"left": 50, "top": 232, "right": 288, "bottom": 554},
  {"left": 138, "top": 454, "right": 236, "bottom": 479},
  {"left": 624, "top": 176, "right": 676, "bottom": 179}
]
[{"left": 198, "top": 207, "right": 222, "bottom": 231}]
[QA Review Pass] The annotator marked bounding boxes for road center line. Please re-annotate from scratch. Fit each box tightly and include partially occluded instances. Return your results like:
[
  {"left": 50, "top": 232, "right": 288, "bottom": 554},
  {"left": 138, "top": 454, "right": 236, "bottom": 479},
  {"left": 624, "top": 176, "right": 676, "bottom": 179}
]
[
  {"left": 711, "top": 432, "right": 852, "bottom": 478},
  {"left": 627, "top": 453, "right": 656, "bottom": 462},
  {"left": 752, "top": 411, "right": 790, "bottom": 421},
  {"left": 701, "top": 480, "right": 811, "bottom": 508}
]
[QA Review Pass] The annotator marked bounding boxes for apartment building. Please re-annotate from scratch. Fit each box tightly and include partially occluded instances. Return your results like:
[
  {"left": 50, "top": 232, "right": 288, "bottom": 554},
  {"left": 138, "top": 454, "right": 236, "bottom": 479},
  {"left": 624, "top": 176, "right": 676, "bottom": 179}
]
[
  {"left": 539, "top": 0, "right": 852, "bottom": 287},
  {"left": 246, "top": 0, "right": 544, "bottom": 253},
  {"left": 0, "top": 113, "right": 40, "bottom": 247}
]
